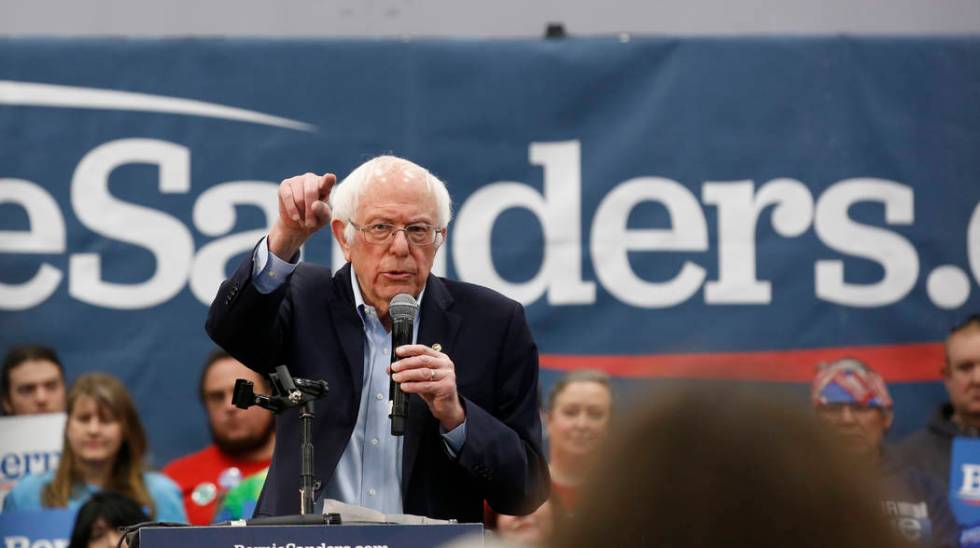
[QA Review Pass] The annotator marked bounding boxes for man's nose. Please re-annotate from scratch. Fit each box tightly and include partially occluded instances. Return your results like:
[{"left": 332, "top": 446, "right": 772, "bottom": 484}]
[
  {"left": 389, "top": 229, "right": 411, "bottom": 254},
  {"left": 221, "top": 395, "right": 239, "bottom": 412}
]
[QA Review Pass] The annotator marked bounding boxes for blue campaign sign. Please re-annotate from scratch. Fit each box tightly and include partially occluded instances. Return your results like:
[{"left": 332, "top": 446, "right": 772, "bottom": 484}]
[
  {"left": 950, "top": 438, "right": 980, "bottom": 526},
  {"left": 0, "top": 508, "right": 75, "bottom": 547},
  {"left": 1, "top": 38, "right": 979, "bottom": 463},
  {"left": 965, "top": 524, "right": 980, "bottom": 548}
]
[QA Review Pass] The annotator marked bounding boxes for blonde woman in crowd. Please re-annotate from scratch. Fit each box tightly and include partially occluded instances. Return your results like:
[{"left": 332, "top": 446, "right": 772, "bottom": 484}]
[
  {"left": 3, "top": 372, "right": 186, "bottom": 522},
  {"left": 486, "top": 370, "right": 613, "bottom": 545}
]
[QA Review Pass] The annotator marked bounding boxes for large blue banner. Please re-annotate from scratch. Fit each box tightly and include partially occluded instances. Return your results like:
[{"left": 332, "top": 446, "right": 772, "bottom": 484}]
[{"left": 1, "top": 38, "right": 978, "bottom": 463}]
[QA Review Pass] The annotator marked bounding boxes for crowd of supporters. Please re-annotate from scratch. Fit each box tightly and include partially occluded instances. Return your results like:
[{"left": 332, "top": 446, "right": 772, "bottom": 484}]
[{"left": 3, "top": 314, "right": 980, "bottom": 547}]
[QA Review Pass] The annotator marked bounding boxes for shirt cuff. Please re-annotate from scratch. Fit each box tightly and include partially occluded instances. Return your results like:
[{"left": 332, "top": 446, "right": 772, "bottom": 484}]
[
  {"left": 251, "top": 236, "right": 299, "bottom": 294},
  {"left": 440, "top": 420, "right": 467, "bottom": 459}
]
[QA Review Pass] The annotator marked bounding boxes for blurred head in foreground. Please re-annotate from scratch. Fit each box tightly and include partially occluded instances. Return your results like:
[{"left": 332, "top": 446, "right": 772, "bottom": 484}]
[
  {"left": 68, "top": 490, "right": 149, "bottom": 548},
  {"left": 549, "top": 388, "right": 907, "bottom": 548}
]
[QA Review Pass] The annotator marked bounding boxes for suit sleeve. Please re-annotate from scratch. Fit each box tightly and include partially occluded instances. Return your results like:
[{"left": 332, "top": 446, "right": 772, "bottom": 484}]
[
  {"left": 205, "top": 247, "right": 293, "bottom": 375},
  {"left": 454, "top": 301, "right": 550, "bottom": 515}
]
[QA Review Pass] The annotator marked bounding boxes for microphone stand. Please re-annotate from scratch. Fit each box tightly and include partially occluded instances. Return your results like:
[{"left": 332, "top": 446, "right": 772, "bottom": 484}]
[{"left": 232, "top": 365, "right": 329, "bottom": 515}]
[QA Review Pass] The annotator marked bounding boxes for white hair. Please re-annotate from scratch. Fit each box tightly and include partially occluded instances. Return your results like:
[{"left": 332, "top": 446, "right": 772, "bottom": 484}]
[{"left": 329, "top": 155, "right": 453, "bottom": 244}]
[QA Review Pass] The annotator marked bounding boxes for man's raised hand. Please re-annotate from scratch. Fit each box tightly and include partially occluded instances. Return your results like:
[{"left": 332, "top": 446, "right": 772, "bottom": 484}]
[{"left": 269, "top": 172, "right": 336, "bottom": 259}]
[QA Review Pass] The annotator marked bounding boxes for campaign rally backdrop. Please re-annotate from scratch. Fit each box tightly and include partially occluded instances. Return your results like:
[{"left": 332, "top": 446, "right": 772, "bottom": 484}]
[{"left": 1, "top": 37, "right": 979, "bottom": 465}]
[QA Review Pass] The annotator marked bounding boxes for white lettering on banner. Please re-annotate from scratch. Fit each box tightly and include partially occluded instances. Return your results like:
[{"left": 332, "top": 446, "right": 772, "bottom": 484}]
[
  {"left": 814, "top": 179, "right": 918, "bottom": 307},
  {"left": 453, "top": 141, "right": 595, "bottom": 304},
  {"left": 3, "top": 537, "right": 27, "bottom": 548},
  {"left": 0, "top": 180, "right": 66, "bottom": 310},
  {"left": 959, "top": 464, "right": 980, "bottom": 500},
  {"left": 590, "top": 177, "right": 707, "bottom": 308},
  {"left": 1, "top": 538, "right": 67, "bottom": 548},
  {"left": 1, "top": 138, "right": 975, "bottom": 311},
  {"left": 702, "top": 178, "right": 814, "bottom": 304},
  {"left": 68, "top": 139, "right": 195, "bottom": 309},
  {"left": 190, "top": 181, "right": 278, "bottom": 304}
]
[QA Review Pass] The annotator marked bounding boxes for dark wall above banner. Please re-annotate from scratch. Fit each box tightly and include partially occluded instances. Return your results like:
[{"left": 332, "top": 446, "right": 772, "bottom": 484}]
[{"left": 1, "top": 38, "right": 978, "bottom": 463}]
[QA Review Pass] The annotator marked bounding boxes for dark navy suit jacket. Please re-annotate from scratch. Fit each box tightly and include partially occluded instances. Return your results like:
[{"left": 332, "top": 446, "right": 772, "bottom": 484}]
[{"left": 206, "top": 256, "right": 549, "bottom": 522}]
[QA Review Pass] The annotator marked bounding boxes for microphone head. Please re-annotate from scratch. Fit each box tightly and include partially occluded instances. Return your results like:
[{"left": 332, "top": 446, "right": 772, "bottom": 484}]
[{"left": 389, "top": 293, "right": 418, "bottom": 322}]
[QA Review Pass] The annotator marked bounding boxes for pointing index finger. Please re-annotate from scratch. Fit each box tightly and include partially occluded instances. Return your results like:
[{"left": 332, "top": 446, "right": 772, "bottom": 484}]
[
  {"left": 319, "top": 173, "right": 337, "bottom": 200},
  {"left": 304, "top": 175, "right": 319, "bottom": 228}
]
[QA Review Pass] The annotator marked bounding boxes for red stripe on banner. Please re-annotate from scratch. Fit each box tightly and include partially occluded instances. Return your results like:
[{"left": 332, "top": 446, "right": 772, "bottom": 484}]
[{"left": 539, "top": 342, "right": 946, "bottom": 383}]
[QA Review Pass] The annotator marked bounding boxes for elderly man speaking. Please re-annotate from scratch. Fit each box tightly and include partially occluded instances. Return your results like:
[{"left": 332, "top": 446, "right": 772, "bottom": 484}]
[{"left": 206, "top": 156, "right": 549, "bottom": 522}]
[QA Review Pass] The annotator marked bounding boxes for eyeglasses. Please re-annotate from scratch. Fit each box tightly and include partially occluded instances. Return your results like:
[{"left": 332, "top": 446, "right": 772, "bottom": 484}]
[{"left": 349, "top": 221, "right": 444, "bottom": 246}]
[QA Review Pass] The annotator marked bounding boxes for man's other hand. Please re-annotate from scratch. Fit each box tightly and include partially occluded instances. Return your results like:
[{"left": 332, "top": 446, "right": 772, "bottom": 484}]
[{"left": 390, "top": 344, "right": 466, "bottom": 431}]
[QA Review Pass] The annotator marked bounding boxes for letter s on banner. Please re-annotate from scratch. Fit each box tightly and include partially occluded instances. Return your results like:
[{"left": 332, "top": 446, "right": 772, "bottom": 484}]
[
  {"left": 0, "top": 179, "right": 66, "bottom": 310},
  {"left": 69, "top": 138, "right": 194, "bottom": 309},
  {"left": 814, "top": 178, "right": 918, "bottom": 307}
]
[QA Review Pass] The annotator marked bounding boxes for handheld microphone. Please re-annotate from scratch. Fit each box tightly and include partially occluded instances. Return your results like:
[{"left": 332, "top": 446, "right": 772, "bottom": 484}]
[{"left": 389, "top": 293, "right": 417, "bottom": 436}]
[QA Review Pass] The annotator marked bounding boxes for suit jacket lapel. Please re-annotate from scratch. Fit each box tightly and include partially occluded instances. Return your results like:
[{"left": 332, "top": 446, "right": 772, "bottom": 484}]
[
  {"left": 402, "top": 274, "right": 461, "bottom": 492},
  {"left": 328, "top": 264, "right": 366, "bottom": 407}
]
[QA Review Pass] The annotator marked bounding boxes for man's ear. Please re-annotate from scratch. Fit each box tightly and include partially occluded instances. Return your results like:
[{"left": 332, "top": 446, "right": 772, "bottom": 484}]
[
  {"left": 1, "top": 396, "right": 12, "bottom": 414},
  {"left": 331, "top": 219, "right": 352, "bottom": 262}
]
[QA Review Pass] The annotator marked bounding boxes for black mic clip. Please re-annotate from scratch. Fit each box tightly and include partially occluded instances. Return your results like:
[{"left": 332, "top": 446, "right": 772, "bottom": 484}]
[{"left": 233, "top": 365, "right": 328, "bottom": 414}]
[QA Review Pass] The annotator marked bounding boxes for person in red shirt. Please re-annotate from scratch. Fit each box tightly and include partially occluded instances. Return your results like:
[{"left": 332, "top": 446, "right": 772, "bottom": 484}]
[
  {"left": 545, "top": 369, "right": 613, "bottom": 511},
  {"left": 485, "top": 369, "right": 613, "bottom": 543},
  {"left": 163, "top": 349, "right": 275, "bottom": 525}
]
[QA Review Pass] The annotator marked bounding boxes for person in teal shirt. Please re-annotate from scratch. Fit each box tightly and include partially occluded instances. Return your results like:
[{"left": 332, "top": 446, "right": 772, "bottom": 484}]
[{"left": 2, "top": 373, "right": 186, "bottom": 523}]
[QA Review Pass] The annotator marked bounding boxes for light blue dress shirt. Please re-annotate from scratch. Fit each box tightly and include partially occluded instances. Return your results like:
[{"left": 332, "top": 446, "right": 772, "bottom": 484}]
[{"left": 251, "top": 237, "right": 465, "bottom": 514}]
